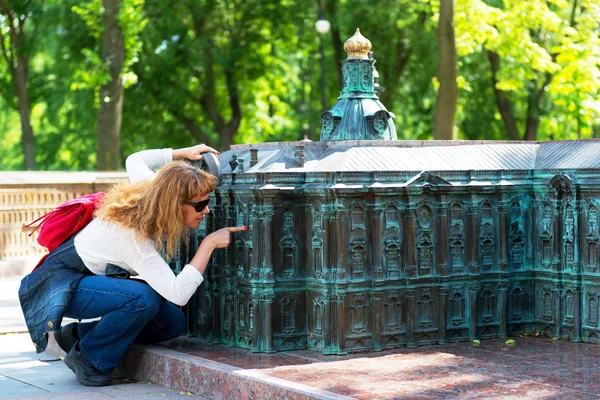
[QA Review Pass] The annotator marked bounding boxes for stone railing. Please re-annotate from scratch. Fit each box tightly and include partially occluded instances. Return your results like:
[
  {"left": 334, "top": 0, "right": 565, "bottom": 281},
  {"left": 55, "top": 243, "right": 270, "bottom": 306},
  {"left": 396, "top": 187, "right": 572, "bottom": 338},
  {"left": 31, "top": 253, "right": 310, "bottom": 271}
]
[{"left": 0, "top": 172, "right": 128, "bottom": 265}]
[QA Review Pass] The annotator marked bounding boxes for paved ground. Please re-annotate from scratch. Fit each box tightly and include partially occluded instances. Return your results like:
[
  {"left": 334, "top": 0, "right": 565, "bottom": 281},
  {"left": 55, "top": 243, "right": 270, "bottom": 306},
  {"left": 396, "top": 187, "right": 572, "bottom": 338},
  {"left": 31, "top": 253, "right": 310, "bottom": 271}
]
[
  {"left": 4, "top": 272, "right": 600, "bottom": 399},
  {"left": 0, "top": 276, "right": 27, "bottom": 334},
  {"left": 0, "top": 275, "right": 191, "bottom": 399}
]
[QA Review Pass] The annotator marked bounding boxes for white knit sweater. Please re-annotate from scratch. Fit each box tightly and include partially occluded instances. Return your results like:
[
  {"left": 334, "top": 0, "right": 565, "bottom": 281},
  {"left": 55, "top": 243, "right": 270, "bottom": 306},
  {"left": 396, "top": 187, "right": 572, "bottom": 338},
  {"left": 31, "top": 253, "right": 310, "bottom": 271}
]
[{"left": 74, "top": 148, "right": 204, "bottom": 306}]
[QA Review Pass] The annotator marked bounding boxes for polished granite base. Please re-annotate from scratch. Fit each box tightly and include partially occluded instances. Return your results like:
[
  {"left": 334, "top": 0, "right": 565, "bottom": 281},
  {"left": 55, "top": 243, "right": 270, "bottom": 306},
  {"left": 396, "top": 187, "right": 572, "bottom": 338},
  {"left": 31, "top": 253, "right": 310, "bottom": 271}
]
[{"left": 112, "top": 336, "right": 600, "bottom": 399}]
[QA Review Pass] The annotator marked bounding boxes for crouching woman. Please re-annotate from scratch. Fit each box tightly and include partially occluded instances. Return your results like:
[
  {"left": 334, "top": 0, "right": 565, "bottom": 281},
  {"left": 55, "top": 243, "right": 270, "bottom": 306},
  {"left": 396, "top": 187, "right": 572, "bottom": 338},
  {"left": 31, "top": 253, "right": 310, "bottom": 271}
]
[{"left": 19, "top": 145, "right": 245, "bottom": 387}]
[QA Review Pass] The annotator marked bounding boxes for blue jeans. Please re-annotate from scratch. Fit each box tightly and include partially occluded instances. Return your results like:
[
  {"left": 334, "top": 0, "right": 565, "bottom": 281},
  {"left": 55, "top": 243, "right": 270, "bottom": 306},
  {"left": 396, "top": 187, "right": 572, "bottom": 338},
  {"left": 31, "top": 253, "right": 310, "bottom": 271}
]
[{"left": 64, "top": 276, "right": 186, "bottom": 373}]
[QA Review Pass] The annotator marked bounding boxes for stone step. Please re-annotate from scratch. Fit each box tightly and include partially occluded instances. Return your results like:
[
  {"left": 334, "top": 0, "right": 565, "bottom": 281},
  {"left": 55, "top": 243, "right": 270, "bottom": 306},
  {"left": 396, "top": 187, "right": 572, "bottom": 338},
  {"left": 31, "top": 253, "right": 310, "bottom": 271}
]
[{"left": 46, "top": 333, "right": 600, "bottom": 399}]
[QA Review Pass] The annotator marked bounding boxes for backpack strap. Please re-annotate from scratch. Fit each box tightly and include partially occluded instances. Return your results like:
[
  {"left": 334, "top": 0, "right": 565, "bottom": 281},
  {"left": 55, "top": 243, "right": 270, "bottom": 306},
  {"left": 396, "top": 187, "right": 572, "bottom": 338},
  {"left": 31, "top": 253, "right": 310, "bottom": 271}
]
[{"left": 23, "top": 210, "right": 59, "bottom": 236}]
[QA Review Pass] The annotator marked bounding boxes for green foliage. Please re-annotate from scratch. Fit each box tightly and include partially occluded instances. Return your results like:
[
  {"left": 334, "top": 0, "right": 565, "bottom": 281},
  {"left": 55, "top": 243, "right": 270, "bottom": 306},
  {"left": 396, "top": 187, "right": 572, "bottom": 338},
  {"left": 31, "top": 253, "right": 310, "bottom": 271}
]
[
  {"left": 0, "top": 0, "right": 598, "bottom": 170},
  {"left": 71, "top": 1, "right": 104, "bottom": 38},
  {"left": 71, "top": 0, "right": 146, "bottom": 93}
]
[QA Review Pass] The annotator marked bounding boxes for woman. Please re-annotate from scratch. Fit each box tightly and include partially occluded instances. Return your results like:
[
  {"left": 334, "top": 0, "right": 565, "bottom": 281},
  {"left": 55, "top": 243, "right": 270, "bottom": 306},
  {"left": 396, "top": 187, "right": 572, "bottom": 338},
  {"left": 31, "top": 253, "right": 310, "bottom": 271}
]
[{"left": 19, "top": 144, "right": 244, "bottom": 387}]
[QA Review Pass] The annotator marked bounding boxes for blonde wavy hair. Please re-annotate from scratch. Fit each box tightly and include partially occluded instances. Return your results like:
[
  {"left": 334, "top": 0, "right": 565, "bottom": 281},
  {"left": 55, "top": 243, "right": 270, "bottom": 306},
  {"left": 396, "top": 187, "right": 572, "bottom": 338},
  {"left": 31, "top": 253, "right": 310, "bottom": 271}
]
[{"left": 96, "top": 161, "right": 218, "bottom": 260}]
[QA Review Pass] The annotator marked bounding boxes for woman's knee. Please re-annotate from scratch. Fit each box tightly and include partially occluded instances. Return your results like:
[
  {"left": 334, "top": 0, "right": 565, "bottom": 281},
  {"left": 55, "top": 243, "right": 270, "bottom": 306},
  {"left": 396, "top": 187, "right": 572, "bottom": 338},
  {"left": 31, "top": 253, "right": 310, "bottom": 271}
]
[{"left": 130, "top": 283, "right": 163, "bottom": 316}]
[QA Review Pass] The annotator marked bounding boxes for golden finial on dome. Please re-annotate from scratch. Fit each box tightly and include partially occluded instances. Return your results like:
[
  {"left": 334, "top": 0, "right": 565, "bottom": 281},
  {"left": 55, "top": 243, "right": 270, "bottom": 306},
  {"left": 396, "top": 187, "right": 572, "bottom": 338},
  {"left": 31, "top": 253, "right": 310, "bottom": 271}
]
[{"left": 343, "top": 28, "right": 372, "bottom": 60}]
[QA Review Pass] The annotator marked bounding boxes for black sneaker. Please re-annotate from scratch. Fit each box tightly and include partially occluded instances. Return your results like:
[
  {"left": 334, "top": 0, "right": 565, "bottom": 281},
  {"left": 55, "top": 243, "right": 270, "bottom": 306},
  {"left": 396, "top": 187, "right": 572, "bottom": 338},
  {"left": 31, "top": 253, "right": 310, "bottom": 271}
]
[
  {"left": 54, "top": 323, "right": 79, "bottom": 353},
  {"left": 64, "top": 344, "right": 113, "bottom": 387}
]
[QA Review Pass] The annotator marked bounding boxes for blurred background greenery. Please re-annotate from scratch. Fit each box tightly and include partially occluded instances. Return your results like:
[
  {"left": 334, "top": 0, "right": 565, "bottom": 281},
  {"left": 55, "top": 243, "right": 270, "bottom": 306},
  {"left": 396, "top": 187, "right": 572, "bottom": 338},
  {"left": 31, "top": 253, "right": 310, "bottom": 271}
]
[{"left": 0, "top": 0, "right": 598, "bottom": 171}]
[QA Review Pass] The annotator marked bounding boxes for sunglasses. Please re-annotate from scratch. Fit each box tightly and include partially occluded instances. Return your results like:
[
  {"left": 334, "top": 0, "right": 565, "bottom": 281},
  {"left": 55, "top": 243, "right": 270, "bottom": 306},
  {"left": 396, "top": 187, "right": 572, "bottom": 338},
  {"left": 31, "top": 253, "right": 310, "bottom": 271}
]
[{"left": 184, "top": 196, "right": 211, "bottom": 212}]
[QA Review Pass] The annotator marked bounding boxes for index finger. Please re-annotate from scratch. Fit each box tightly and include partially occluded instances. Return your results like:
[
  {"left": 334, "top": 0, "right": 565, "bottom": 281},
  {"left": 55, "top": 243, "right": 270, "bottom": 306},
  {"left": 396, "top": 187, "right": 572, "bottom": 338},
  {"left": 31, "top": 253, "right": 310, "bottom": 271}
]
[{"left": 225, "top": 226, "right": 248, "bottom": 232}]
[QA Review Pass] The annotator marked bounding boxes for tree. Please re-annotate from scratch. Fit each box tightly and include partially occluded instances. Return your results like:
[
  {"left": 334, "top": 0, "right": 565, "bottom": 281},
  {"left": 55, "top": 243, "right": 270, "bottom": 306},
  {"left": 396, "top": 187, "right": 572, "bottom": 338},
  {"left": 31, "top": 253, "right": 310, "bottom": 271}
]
[
  {"left": 96, "top": 0, "right": 124, "bottom": 170},
  {"left": 455, "top": 0, "right": 600, "bottom": 141},
  {"left": 128, "top": 0, "right": 313, "bottom": 151},
  {"left": 0, "top": 0, "right": 43, "bottom": 170},
  {"left": 433, "top": 0, "right": 457, "bottom": 140},
  {"left": 72, "top": 0, "right": 146, "bottom": 169}
]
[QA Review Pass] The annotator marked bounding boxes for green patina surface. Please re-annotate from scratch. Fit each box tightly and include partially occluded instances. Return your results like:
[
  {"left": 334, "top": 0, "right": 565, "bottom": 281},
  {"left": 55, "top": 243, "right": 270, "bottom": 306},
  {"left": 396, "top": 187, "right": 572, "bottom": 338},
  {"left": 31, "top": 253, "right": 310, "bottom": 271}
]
[
  {"left": 169, "top": 30, "right": 600, "bottom": 354},
  {"left": 171, "top": 164, "right": 600, "bottom": 354}
]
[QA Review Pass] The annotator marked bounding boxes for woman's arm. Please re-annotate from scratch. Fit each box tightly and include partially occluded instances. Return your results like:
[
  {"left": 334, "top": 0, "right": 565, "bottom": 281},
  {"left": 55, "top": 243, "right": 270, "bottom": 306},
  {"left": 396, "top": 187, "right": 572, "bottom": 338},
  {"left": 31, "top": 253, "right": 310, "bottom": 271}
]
[
  {"left": 172, "top": 144, "right": 219, "bottom": 161},
  {"left": 129, "top": 227, "right": 246, "bottom": 306},
  {"left": 125, "top": 145, "right": 220, "bottom": 184},
  {"left": 125, "top": 148, "right": 173, "bottom": 183},
  {"left": 188, "top": 226, "right": 247, "bottom": 274}
]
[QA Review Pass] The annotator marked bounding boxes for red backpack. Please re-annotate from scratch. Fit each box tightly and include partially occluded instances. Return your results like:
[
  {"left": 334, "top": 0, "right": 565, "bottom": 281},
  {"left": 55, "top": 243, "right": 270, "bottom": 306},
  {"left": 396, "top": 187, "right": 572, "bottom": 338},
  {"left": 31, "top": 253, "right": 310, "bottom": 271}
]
[{"left": 25, "top": 192, "right": 105, "bottom": 271}]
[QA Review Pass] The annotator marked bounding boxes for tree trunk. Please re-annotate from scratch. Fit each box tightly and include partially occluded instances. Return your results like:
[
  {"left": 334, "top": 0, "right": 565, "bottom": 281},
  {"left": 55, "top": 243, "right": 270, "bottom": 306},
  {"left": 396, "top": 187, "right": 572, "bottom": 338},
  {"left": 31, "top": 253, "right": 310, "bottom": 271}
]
[
  {"left": 325, "top": 0, "right": 343, "bottom": 87},
  {"left": 487, "top": 51, "right": 521, "bottom": 140},
  {"left": 97, "top": 0, "right": 125, "bottom": 170},
  {"left": 433, "top": 0, "right": 457, "bottom": 140},
  {"left": 524, "top": 89, "right": 540, "bottom": 141},
  {"left": 15, "top": 52, "right": 35, "bottom": 169},
  {"left": 2, "top": 9, "right": 36, "bottom": 170},
  {"left": 379, "top": 30, "right": 411, "bottom": 109}
]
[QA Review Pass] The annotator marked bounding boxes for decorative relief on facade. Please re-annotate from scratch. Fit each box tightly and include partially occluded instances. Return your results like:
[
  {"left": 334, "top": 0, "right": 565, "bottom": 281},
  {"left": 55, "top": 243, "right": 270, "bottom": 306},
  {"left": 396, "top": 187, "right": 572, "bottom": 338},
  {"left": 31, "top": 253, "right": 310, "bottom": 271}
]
[
  {"left": 589, "top": 205, "right": 598, "bottom": 234},
  {"left": 540, "top": 200, "right": 554, "bottom": 268},
  {"left": 542, "top": 235, "right": 552, "bottom": 267},
  {"left": 372, "top": 110, "right": 391, "bottom": 136},
  {"left": 450, "top": 203, "right": 464, "bottom": 236},
  {"left": 280, "top": 236, "right": 297, "bottom": 278},
  {"left": 563, "top": 205, "right": 575, "bottom": 270},
  {"left": 238, "top": 300, "right": 246, "bottom": 330},
  {"left": 417, "top": 234, "right": 433, "bottom": 276},
  {"left": 283, "top": 210, "right": 294, "bottom": 234},
  {"left": 351, "top": 202, "right": 366, "bottom": 231},
  {"left": 417, "top": 290, "right": 434, "bottom": 328},
  {"left": 310, "top": 202, "right": 325, "bottom": 278},
  {"left": 510, "top": 200, "right": 525, "bottom": 270},
  {"left": 511, "top": 238, "right": 523, "bottom": 267},
  {"left": 480, "top": 202, "right": 495, "bottom": 270},
  {"left": 312, "top": 237, "right": 324, "bottom": 278},
  {"left": 417, "top": 204, "right": 433, "bottom": 229},
  {"left": 587, "top": 292, "right": 599, "bottom": 327},
  {"left": 248, "top": 303, "right": 254, "bottom": 332},
  {"left": 281, "top": 296, "right": 298, "bottom": 334},
  {"left": 449, "top": 203, "right": 465, "bottom": 273},
  {"left": 384, "top": 236, "right": 401, "bottom": 278},
  {"left": 351, "top": 294, "right": 367, "bottom": 333},
  {"left": 360, "top": 61, "right": 373, "bottom": 89},
  {"left": 565, "top": 239, "right": 575, "bottom": 269},
  {"left": 313, "top": 298, "right": 324, "bottom": 334},
  {"left": 549, "top": 173, "right": 574, "bottom": 197},
  {"left": 481, "top": 286, "right": 495, "bottom": 323},
  {"left": 414, "top": 203, "right": 435, "bottom": 276},
  {"left": 564, "top": 290, "right": 575, "bottom": 324},
  {"left": 543, "top": 289, "right": 553, "bottom": 322},
  {"left": 279, "top": 206, "right": 298, "bottom": 278},
  {"left": 320, "top": 111, "right": 340, "bottom": 138},
  {"left": 509, "top": 284, "right": 524, "bottom": 321},
  {"left": 449, "top": 288, "right": 464, "bottom": 326},
  {"left": 587, "top": 239, "right": 598, "bottom": 272},
  {"left": 237, "top": 210, "right": 245, "bottom": 227},
  {"left": 236, "top": 237, "right": 246, "bottom": 278},
  {"left": 385, "top": 203, "right": 400, "bottom": 230},
  {"left": 350, "top": 237, "right": 367, "bottom": 279},
  {"left": 587, "top": 204, "right": 599, "bottom": 272},
  {"left": 312, "top": 202, "right": 323, "bottom": 233},
  {"left": 384, "top": 292, "right": 402, "bottom": 331},
  {"left": 451, "top": 241, "right": 464, "bottom": 270},
  {"left": 542, "top": 204, "right": 552, "bottom": 232},
  {"left": 481, "top": 237, "right": 494, "bottom": 267},
  {"left": 223, "top": 298, "right": 232, "bottom": 331}
]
